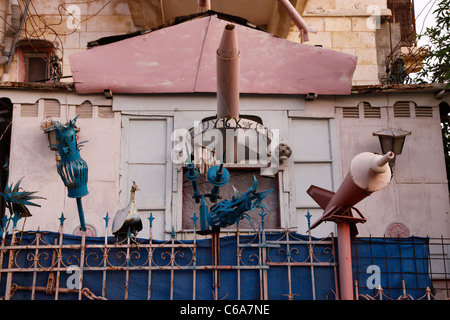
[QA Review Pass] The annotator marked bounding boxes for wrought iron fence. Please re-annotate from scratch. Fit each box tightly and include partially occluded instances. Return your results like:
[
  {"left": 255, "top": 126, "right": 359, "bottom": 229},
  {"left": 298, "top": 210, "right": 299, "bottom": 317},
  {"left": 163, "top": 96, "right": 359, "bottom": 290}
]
[
  {"left": 0, "top": 212, "right": 339, "bottom": 300},
  {"left": 0, "top": 212, "right": 447, "bottom": 300}
]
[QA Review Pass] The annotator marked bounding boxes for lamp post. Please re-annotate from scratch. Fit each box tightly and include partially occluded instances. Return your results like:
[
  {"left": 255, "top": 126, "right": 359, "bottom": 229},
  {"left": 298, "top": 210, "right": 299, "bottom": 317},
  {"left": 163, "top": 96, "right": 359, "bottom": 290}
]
[{"left": 373, "top": 128, "right": 411, "bottom": 165}]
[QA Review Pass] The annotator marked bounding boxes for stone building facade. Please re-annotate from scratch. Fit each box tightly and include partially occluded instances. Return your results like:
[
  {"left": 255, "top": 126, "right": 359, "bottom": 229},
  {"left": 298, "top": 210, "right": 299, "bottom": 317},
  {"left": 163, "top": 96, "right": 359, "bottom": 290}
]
[{"left": 0, "top": 0, "right": 447, "bottom": 241}]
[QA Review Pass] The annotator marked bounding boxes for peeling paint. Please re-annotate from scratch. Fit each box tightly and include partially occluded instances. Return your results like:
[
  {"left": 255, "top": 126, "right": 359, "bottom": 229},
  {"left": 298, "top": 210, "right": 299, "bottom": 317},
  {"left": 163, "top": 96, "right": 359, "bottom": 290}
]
[{"left": 70, "top": 15, "right": 356, "bottom": 95}]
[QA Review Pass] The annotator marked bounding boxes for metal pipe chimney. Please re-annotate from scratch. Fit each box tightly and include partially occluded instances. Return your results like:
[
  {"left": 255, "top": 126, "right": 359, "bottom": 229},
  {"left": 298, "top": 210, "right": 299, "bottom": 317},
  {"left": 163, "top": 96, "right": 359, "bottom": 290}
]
[{"left": 216, "top": 24, "right": 240, "bottom": 119}]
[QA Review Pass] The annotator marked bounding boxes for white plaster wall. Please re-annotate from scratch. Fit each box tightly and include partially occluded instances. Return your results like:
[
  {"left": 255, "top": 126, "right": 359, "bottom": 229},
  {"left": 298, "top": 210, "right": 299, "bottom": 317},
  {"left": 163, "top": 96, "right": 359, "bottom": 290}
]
[
  {"left": 5, "top": 89, "right": 448, "bottom": 240},
  {"left": 334, "top": 93, "right": 450, "bottom": 238},
  {"left": 5, "top": 91, "right": 121, "bottom": 236},
  {"left": 114, "top": 94, "right": 304, "bottom": 239}
]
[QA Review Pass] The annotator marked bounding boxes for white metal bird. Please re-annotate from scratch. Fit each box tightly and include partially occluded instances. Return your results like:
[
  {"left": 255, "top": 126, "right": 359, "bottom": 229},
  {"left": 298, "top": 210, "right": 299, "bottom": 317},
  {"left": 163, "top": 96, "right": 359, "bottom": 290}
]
[{"left": 112, "top": 181, "right": 142, "bottom": 241}]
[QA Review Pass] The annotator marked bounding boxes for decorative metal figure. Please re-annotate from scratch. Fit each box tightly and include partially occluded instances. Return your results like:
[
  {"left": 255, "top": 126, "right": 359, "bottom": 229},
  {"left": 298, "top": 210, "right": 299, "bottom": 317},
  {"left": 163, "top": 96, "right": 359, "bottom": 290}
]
[
  {"left": 208, "top": 176, "right": 272, "bottom": 230},
  {"left": 112, "top": 181, "right": 142, "bottom": 241},
  {"left": 307, "top": 151, "right": 394, "bottom": 300},
  {"left": 185, "top": 163, "right": 272, "bottom": 235},
  {"left": 0, "top": 177, "right": 45, "bottom": 234},
  {"left": 52, "top": 116, "right": 88, "bottom": 231}
]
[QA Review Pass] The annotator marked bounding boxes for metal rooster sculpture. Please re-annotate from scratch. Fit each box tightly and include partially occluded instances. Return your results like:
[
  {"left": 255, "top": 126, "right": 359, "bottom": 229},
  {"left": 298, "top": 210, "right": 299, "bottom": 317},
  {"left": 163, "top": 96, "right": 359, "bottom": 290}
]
[
  {"left": 112, "top": 181, "right": 142, "bottom": 241},
  {"left": 52, "top": 116, "right": 89, "bottom": 231}
]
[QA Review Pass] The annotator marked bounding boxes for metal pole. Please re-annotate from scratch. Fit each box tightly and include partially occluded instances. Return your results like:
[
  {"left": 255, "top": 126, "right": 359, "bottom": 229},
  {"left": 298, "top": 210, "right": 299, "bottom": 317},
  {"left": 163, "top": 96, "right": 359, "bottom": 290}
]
[
  {"left": 4, "top": 227, "right": 17, "bottom": 300},
  {"left": 236, "top": 223, "right": 241, "bottom": 300},
  {"left": 30, "top": 232, "right": 41, "bottom": 299},
  {"left": 54, "top": 221, "right": 65, "bottom": 300},
  {"left": 308, "top": 228, "right": 316, "bottom": 300},
  {"left": 4, "top": 0, "right": 31, "bottom": 74},
  {"left": 192, "top": 220, "right": 197, "bottom": 300},
  {"left": 76, "top": 198, "right": 87, "bottom": 232},
  {"left": 331, "top": 232, "right": 339, "bottom": 300},
  {"left": 78, "top": 231, "right": 85, "bottom": 300},
  {"left": 148, "top": 213, "right": 154, "bottom": 300},
  {"left": 212, "top": 229, "right": 220, "bottom": 299},
  {"left": 275, "top": 0, "right": 311, "bottom": 42},
  {"left": 337, "top": 222, "right": 354, "bottom": 300}
]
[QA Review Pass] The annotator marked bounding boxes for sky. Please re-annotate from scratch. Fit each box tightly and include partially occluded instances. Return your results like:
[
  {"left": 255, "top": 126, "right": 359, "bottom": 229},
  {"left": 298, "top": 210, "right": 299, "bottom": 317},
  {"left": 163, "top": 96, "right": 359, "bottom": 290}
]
[{"left": 414, "top": 0, "right": 439, "bottom": 45}]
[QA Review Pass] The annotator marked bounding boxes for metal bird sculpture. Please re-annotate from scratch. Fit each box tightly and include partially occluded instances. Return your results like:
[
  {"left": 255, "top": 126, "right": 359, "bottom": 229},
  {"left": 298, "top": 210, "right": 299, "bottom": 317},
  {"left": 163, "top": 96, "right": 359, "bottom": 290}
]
[{"left": 112, "top": 181, "right": 142, "bottom": 241}]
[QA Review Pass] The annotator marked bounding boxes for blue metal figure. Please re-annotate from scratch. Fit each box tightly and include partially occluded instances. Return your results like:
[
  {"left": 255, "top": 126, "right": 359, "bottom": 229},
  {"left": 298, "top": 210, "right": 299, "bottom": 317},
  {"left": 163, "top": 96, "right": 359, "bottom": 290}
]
[
  {"left": 52, "top": 116, "right": 88, "bottom": 231},
  {"left": 208, "top": 176, "right": 272, "bottom": 230},
  {"left": 185, "top": 163, "right": 272, "bottom": 234},
  {"left": 0, "top": 177, "right": 45, "bottom": 233}
]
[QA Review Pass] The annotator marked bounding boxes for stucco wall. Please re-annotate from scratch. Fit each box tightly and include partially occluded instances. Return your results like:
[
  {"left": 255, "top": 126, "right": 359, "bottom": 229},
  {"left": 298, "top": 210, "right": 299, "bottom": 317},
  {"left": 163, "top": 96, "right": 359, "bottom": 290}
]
[
  {"left": 2, "top": 88, "right": 448, "bottom": 240},
  {"left": 334, "top": 90, "right": 450, "bottom": 237},
  {"left": 5, "top": 90, "right": 121, "bottom": 235}
]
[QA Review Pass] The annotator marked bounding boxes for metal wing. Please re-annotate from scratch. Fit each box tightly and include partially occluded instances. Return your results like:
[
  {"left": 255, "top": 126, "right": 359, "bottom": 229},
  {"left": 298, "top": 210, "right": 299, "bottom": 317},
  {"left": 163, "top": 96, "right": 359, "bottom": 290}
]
[{"left": 112, "top": 201, "right": 131, "bottom": 234}]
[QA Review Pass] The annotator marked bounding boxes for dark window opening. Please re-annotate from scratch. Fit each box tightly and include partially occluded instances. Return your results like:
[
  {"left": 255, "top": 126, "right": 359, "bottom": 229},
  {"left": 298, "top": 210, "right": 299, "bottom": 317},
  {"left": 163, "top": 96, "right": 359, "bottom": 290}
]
[
  {"left": 0, "top": 98, "right": 12, "bottom": 229},
  {"left": 182, "top": 168, "right": 280, "bottom": 231},
  {"left": 25, "top": 54, "right": 49, "bottom": 82},
  {"left": 18, "top": 40, "right": 57, "bottom": 83},
  {"left": 439, "top": 102, "right": 450, "bottom": 193}
]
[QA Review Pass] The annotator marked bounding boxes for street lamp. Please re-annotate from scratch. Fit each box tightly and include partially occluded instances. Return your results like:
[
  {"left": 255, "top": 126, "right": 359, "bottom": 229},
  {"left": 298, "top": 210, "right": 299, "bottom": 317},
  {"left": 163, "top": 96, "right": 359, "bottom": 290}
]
[
  {"left": 373, "top": 128, "right": 411, "bottom": 165},
  {"left": 42, "top": 117, "right": 80, "bottom": 165}
]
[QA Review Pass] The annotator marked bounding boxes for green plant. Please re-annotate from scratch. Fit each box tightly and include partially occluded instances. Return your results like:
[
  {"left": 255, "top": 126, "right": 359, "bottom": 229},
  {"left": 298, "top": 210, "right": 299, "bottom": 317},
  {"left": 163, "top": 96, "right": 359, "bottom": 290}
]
[{"left": 415, "top": 0, "right": 450, "bottom": 87}]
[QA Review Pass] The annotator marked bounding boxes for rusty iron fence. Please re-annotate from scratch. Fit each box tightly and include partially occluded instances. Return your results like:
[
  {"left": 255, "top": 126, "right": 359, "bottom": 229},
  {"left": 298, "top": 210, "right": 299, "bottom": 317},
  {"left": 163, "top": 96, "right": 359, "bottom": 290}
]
[
  {"left": 0, "top": 212, "right": 447, "bottom": 300},
  {"left": 0, "top": 212, "right": 340, "bottom": 300}
]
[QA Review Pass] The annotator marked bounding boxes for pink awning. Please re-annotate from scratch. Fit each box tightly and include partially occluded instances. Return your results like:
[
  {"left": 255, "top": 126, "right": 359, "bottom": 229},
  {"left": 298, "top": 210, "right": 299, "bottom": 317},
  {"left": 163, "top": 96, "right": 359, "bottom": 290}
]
[{"left": 69, "top": 14, "right": 357, "bottom": 95}]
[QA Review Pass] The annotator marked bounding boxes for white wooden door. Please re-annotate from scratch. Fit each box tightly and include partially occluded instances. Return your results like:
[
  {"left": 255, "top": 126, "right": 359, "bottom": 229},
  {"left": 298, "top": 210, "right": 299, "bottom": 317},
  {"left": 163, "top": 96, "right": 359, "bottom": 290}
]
[
  {"left": 290, "top": 118, "right": 339, "bottom": 237},
  {"left": 120, "top": 116, "right": 173, "bottom": 239}
]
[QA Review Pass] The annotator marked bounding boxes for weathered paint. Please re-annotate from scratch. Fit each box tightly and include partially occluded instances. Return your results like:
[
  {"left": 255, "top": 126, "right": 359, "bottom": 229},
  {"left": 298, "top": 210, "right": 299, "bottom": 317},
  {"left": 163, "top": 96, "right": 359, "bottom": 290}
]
[
  {"left": 276, "top": 0, "right": 311, "bottom": 42},
  {"left": 216, "top": 24, "right": 240, "bottom": 119},
  {"left": 69, "top": 15, "right": 356, "bottom": 95}
]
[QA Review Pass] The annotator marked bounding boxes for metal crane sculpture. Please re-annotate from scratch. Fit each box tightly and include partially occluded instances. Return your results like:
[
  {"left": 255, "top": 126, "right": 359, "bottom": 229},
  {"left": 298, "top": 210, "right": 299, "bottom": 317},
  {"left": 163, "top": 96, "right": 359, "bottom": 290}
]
[
  {"left": 112, "top": 181, "right": 142, "bottom": 241},
  {"left": 52, "top": 116, "right": 89, "bottom": 231}
]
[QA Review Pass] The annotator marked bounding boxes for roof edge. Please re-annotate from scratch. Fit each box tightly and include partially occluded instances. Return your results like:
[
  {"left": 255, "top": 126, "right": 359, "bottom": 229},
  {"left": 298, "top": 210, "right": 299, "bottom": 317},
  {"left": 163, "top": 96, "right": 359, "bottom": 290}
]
[
  {"left": 87, "top": 10, "right": 266, "bottom": 48},
  {"left": 351, "top": 83, "right": 447, "bottom": 94}
]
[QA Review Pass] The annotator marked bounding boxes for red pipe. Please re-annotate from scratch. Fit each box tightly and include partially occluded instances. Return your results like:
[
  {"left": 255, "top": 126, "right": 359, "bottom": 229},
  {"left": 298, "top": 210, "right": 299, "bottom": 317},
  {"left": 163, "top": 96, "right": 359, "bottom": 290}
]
[
  {"left": 276, "top": 0, "right": 310, "bottom": 42},
  {"left": 337, "top": 222, "right": 354, "bottom": 300},
  {"left": 198, "top": 0, "right": 211, "bottom": 11},
  {"left": 216, "top": 24, "right": 240, "bottom": 119}
]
